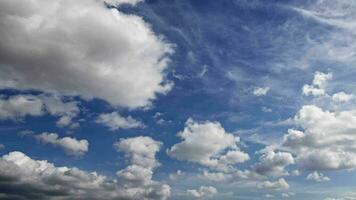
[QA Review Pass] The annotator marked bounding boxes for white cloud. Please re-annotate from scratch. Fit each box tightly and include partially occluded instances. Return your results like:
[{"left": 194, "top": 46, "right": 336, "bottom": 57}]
[
  {"left": 0, "top": 94, "right": 80, "bottom": 128},
  {"left": 302, "top": 71, "right": 332, "bottom": 97},
  {"left": 0, "top": 151, "right": 170, "bottom": 200},
  {"left": 167, "top": 118, "right": 249, "bottom": 171},
  {"left": 114, "top": 136, "right": 171, "bottom": 199},
  {"left": 35, "top": 132, "right": 89, "bottom": 156},
  {"left": 332, "top": 92, "right": 355, "bottom": 103},
  {"left": 282, "top": 105, "right": 356, "bottom": 170},
  {"left": 306, "top": 171, "right": 330, "bottom": 182},
  {"left": 186, "top": 186, "right": 218, "bottom": 199},
  {"left": 265, "top": 194, "right": 275, "bottom": 198},
  {"left": 282, "top": 192, "right": 296, "bottom": 198},
  {"left": 253, "top": 87, "right": 270, "bottom": 96},
  {"left": 169, "top": 170, "right": 185, "bottom": 180},
  {"left": 291, "top": 170, "right": 300, "bottom": 176},
  {"left": 0, "top": 95, "right": 44, "bottom": 120},
  {"left": 325, "top": 192, "right": 356, "bottom": 200},
  {"left": 0, "top": 0, "right": 173, "bottom": 109},
  {"left": 199, "top": 169, "right": 257, "bottom": 182},
  {"left": 258, "top": 178, "right": 290, "bottom": 190},
  {"left": 114, "top": 136, "right": 162, "bottom": 169},
  {"left": 253, "top": 150, "right": 295, "bottom": 177},
  {"left": 96, "top": 112, "right": 144, "bottom": 131}
]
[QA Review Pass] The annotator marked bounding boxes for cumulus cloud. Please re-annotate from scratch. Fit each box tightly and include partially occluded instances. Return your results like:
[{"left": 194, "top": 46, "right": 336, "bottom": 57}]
[
  {"left": 167, "top": 118, "right": 249, "bottom": 171},
  {"left": 332, "top": 92, "right": 355, "bottom": 103},
  {"left": 96, "top": 112, "right": 144, "bottom": 131},
  {"left": 35, "top": 132, "right": 89, "bottom": 156},
  {"left": 257, "top": 178, "right": 290, "bottom": 190},
  {"left": 282, "top": 105, "right": 356, "bottom": 170},
  {"left": 302, "top": 71, "right": 332, "bottom": 97},
  {"left": 0, "top": 94, "right": 80, "bottom": 128},
  {"left": 253, "top": 150, "right": 295, "bottom": 177},
  {"left": 114, "top": 136, "right": 170, "bottom": 199},
  {"left": 0, "top": 95, "right": 44, "bottom": 120},
  {"left": 0, "top": 151, "right": 170, "bottom": 200},
  {"left": 0, "top": 0, "right": 173, "bottom": 109},
  {"left": 282, "top": 192, "right": 296, "bottom": 198},
  {"left": 186, "top": 186, "right": 218, "bottom": 199},
  {"left": 114, "top": 136, "right": 161, "bottom": 169},
  {"left": 199, "top": 169, "right": 257, "bottom": 183},
  {"left": 253, "top": 87, "right": 270, "bottom": 96},
  {"left": 306, "top": 171, "right": 330, "bottom": 182}
]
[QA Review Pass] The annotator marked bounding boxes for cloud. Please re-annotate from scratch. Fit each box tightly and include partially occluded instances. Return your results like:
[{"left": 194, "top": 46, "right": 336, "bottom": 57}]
[
  {"left": 35, "top": 132, "right": 89, "bottom": 156},
  {"left": 167, "top": 118, "right": 249, "bottom": 171},
  {"left": 302, "top": 71, "right": 332, "bottom": 97},
  {"left": 265, "top": 193, "right": 275, "bottom": 198},
  {"left": 169, "top": 170, "right": 185, "bottom": 180},
  {"left": 257, "top": 178, "right": 290, "bottom": 190},
  {"left": 114, "top": 136, "right": 162, "bottom": 169},
  {"left": 253, "top": 87, "right": 270, "bottom": 96},
  {"left": 253, "top": 150, "right": 295, "bottom": 177},
  {"left": 0, "top": 94, "right": 80, "bottom": 128},
  {"left": 282, "top": 192, "right": 296, "bottom": 198},
  {"left": 306, "top": 171, "right": 330, "bottom": 182},
  {"left": 332, "top": 92, "right": 355, "bottom": 103},
  {"left": 114, "top": 136, "right": 171, "bottom": 199},
  {"left": 186, "top": 186, "right": 218, "bottom": 199},
  {"left": 199, "top": 169, "right": 257, "bottom": 183},
  {"left": 0, "top": 151, "right": 170, "bottom": 200},
  {"left": 282, "top": 105, "right": 356, "bottom": 170},
  {"left": 0, "top": 95, "right": 44, "bottom": 120},
  {"left": 96, "top": 112, "right": 144, "bottom": 131},
  {"left": 0, "top": 0, "right": 173, "bottom": 109},
  {"left": 325, "top": 192, "right": 356, "bottom": 200}
]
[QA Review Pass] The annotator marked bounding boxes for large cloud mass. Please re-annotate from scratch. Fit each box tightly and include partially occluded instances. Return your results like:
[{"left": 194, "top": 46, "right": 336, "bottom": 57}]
[
  {"left": 0, "top": 143, "right": 170, "bottom": 199},
  {"left": 283, "top": 105, "right": 356, "bottom": 170},
  {"left": 0, "top": 0, "right": 173, "bottom": 108}
]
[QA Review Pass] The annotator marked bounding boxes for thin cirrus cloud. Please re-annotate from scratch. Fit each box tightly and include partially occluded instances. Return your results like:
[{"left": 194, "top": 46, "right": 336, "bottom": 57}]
[{"left": 0, "top": 0, "right": 173, "bottom": 109}]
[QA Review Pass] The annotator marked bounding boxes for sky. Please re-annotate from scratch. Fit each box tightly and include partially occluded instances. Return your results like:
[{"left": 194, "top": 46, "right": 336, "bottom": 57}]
[{"left": 0, "top": 0, "right": 356, "bottom": 199}]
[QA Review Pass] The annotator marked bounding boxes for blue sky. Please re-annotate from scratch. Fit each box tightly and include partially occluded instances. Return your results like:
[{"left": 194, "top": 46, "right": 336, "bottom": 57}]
[{"left": 1, "top": 0, "right": 356, "bottom": 199}]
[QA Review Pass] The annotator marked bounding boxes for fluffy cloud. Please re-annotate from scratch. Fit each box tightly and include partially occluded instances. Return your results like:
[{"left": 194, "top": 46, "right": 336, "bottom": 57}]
[
  {"left": 186, "top": 186, "right": 218, "bottom": 199},
  {"left": 282, "top": 192, "right": 296, "bottom": 198},
  {"left": 253, "top": 150, "right": 295, "bottom": 177},
  {"left": 253, "top": 87, "right": 270, "bottom": 96},
  {"left": 282, "top": 105, "right": 356, "bottom": 170},
  {"left": 257, "top": 178, "right": 290, "bottom": 190},
  {"left": 115, "top": 136, "right": 161, "bottom": 169},
  {"left": 167, "top": 118, "right": 249, "bottom": 171},
  {"left": 115, "top": 136, "right": 170, "bottom": 199},
  {"left": 302, "top": 71, "right": 332, "bottom": 97},
  {"left": 96, "top": 112, "right": 144, "bottom": 131},
  {"left": 0, "top": 95, "right": 44, "bottom": 120},
  {"left": 0, "top": 0, "right": 173, "bottom": 109},
  {"left": 35, "top": 132, "right": 89, "bottom": 156},
  {"left": 332, "top": 92, "right": 355, "bottom": 103},
  {"left": 199, "top": 169, "right": 258, "bottom": 182},
  {"left": 306, "top": 171, "right": 330, "bottom": 182},
  {"left": 0, "top": 94, "right": 79, "bottom": 128},
  {"left": 0, "top": 151, "right": 170, "bottom": 200}
]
